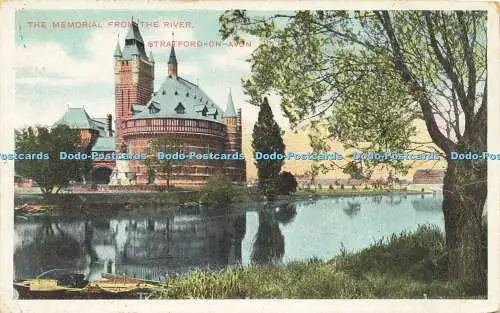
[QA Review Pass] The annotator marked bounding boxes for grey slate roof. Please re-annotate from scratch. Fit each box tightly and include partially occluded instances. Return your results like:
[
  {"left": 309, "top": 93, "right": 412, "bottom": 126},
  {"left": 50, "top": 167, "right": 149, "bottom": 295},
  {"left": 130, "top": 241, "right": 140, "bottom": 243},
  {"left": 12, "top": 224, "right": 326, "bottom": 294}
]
[
  {"left": 133, "top": 76, "right": 226, "bottom": 124},
  {"left": 92, "top": 137, "right": 116, "bottom": 152},
  {"left": 54, "top": 108, "right": 114, "bottom": 137},
  {"left": 114, "top": 41, "right": 122, "bottom": 57},
  {"left": 225, "top": 90, "right": 237, "bottom": 117},
  {"left": 168, "top": 47, "right": 177, "bottom": 65},
  {"left": 54, "top": 107, "right": 99, "bottom": 130},
  {"left": 125, "top": 21, "right": 144, "bottom": 43},
  {"left": 122, "top": 21, "right": 148, "bottom": 61}
]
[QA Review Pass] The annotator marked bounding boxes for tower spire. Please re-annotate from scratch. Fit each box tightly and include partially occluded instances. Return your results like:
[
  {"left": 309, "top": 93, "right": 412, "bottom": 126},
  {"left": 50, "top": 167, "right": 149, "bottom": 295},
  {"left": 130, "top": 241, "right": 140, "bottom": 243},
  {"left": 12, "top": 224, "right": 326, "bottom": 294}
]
[
  {"left": 168, "top": 32, "right": 178, "bottom": 76},
  {"left": 225, "top": 89, "right": 237, "bottom": 117},
  {"left": 113, "top": 35, "right": 122, "bottom": 58}
]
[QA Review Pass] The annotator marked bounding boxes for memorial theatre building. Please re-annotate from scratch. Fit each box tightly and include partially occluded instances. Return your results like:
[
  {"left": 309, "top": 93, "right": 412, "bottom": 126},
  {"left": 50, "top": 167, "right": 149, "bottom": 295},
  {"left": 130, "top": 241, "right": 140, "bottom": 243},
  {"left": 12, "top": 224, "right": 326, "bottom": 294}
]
[{"left": 55, "top": 21, "right": 246, "bottom": 187}]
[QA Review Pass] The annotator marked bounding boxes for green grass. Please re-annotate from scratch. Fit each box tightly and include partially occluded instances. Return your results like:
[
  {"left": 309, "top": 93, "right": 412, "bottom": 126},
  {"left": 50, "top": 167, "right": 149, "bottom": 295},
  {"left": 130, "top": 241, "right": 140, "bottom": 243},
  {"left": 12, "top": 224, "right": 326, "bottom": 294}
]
[{"left": 152, "top": 225, "right": 481, "bottom": 299}]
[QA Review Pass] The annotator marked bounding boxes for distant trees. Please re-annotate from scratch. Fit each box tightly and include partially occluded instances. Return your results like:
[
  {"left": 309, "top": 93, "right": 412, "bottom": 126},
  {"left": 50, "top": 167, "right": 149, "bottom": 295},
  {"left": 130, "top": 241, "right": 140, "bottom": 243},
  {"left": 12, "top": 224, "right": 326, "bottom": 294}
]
[
  {"left": 15, "top": 125, "right": 90, "bottom": 196},
  {"left": 252, "top": 97, "right": 285, "bottom": 199}
]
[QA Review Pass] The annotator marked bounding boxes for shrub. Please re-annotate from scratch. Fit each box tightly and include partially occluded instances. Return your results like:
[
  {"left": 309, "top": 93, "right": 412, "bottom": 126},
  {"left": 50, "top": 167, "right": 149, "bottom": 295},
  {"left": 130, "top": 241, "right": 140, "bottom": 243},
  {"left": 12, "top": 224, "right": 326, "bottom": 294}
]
[
  {"left": 340, "top": 184, "right": 345, "bottom": 190},
  {"left": 277, "top": 171, "right": 298, "bottom": 195},
  {"left": 200, "top": 172, "right": 238, "bottom": 205},
  {"left": 329, "top": 184, "right": 333, "bottom": 190}
]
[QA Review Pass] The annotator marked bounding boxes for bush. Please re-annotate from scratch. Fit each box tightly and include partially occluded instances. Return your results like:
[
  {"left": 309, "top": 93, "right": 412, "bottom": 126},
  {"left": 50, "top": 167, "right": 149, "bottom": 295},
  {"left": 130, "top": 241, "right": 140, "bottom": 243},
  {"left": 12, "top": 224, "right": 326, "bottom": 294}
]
[
  {"left": 277, "top": 171, "right": 298, "bottom": 195},
  {"left": 329, "top": 184, "right": 333, "bottom": 190},
  {"left": 200, "top": 172, "right": 238, "bottom": 205},
  {"left": 340, "top": 184, "right": 345, "bottom": 190}
]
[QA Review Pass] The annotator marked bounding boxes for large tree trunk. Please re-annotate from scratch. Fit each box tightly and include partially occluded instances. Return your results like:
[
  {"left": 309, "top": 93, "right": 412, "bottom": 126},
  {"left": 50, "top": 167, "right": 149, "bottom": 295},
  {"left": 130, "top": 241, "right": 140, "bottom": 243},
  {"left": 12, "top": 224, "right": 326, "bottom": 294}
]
[{"left": 442, "top": 157, "right": 487, "bottom": 294}]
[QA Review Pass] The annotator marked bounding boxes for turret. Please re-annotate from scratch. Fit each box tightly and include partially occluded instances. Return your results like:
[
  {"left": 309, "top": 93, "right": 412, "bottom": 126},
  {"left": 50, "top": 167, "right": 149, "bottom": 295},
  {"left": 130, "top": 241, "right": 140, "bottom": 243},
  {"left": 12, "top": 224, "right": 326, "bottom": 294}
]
[
  {"left": 113, "top": 40, "right": 122, "bottom": 59},
  {"left": 168, "top": 46, "right": 178, "bottom": 76}
]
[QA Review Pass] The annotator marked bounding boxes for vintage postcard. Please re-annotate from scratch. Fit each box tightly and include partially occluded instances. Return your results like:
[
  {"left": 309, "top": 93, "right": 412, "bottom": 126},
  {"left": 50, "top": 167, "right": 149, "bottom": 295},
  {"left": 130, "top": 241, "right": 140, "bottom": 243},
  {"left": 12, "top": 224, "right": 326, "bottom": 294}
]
[{"left": 0, "top": 1, "right": 499, "bottom": 312}]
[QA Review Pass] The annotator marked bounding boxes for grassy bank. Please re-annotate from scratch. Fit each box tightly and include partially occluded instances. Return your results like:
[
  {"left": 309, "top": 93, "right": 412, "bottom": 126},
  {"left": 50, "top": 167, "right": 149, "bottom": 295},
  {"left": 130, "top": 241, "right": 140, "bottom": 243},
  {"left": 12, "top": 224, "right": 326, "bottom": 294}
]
[
  {"left": 151, "top": 225, "right": 484, "bottom": 299},
  {"left": 15, "top": 185, "right": 434, "bottom": 210}
]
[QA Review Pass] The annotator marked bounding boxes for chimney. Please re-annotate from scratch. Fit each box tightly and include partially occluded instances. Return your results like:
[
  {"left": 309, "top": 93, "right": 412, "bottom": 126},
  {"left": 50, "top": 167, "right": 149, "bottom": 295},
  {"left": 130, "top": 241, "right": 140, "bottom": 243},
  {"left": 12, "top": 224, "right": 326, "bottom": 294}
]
[{"left": 106, "top": 114, "right": 113, "bottom": 137}]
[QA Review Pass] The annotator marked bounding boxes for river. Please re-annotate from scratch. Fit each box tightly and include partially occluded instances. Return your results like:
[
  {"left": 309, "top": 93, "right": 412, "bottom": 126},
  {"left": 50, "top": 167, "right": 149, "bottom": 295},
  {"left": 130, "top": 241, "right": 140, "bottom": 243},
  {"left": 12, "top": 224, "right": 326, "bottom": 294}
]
[{"left": 14, "top": 193, "right": 444, "bottom": 282}]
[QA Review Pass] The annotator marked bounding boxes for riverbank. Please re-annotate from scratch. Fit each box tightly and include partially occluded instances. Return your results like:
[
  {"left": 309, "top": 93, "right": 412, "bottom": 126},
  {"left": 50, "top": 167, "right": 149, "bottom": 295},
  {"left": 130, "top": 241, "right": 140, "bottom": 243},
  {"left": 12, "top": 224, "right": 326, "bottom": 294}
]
[
  {"left": 151, "top": 225, "right": 484, "bottom": 299},
  {"left": 14, "top": 185, "right": 438, "bottom": 213}
]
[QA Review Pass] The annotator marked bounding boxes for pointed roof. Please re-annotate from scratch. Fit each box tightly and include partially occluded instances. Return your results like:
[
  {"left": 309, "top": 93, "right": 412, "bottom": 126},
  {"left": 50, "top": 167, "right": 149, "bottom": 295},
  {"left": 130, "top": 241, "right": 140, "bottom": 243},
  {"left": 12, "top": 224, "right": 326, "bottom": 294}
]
[
  {"left": 225, "top": 89, "right": 237, "bottom": 117},
  {"left": 168, "top": 46, "right": 178, "bottom": 65},
  {"left": 122, "top": 20, "right": 147, "bottom": 61},
  {"left": 113, "top": 40, "right": 122, "bottom": 58},
  {"left": 125, "top": 21, "right": 144, "bottom": 44}
]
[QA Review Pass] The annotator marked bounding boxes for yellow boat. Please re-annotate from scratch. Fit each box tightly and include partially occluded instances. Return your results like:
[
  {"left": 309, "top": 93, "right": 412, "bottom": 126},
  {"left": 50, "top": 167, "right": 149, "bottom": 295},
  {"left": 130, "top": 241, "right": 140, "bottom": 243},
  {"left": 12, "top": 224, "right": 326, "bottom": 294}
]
[{"left": 14, "top": 273, "right": 157, "bottom": 299}]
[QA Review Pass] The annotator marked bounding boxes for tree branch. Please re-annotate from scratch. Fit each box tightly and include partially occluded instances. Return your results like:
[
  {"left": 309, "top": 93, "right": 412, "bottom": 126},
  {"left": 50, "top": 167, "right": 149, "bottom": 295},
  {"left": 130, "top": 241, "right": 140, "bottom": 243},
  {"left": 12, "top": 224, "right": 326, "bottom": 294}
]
[{"left": 376, "top": 11, "right": 454, "bottom": 156}]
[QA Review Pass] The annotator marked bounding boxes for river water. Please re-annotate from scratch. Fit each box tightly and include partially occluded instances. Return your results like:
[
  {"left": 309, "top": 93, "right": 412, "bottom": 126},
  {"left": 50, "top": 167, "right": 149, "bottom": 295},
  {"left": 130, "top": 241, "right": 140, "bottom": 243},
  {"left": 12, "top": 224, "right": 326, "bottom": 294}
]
[{"left": 14, "top": 194, "right": 444, "bottom": 282}]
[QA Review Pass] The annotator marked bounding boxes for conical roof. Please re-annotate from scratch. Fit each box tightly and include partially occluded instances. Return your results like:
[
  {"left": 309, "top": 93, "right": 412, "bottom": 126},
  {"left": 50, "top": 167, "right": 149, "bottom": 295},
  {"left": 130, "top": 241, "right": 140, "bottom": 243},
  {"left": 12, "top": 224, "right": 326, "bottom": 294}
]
[
  {"left": 225, "top": 89, "right": 237, "bottom": 117},
  {"left": 113, "top": 41, "right": 122, "bottom": 57},
  {"left": 168, "top": 46, "right": 178, "bottom": 65}
]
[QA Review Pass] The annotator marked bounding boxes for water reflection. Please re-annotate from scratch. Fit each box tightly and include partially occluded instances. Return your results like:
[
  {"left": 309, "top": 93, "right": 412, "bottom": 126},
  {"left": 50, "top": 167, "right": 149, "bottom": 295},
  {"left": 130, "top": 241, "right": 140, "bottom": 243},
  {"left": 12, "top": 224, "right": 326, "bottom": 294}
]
[
  {"left": 411, "top": 196, "right": 442, "bottom": 211},
  {"left": 343, "top": 201, "right": 361, "bottom": 218},
  {"left": 14, "top": 217, "right": 91, "bottom": 279},
  {"left": 251, "top": 203, "right": 297, "bottom": 265},
  {"left": 14, "top": 195, "right": 445, "bottom": 281},
  {"left": 15, "top": 209, "right": 246, "bottom": 281}
]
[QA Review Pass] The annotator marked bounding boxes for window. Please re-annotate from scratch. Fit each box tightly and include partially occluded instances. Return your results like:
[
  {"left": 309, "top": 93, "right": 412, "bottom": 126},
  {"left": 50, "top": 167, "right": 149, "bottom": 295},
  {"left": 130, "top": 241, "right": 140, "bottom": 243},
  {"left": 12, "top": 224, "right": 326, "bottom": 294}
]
[
  {"left": 174, "top": 91, "right": 178, "bottom": 96},
  {"left": 186, "top": 92, "right": 189, "bottom": 97},
  {"left": 162, "top": 89, "right": 166, "bottom": 95},
  {"left": 175, "top": 103, "right": 185, "bottom": 114},
  {"left": 202, "top": 107, "right": 208, "bottom": 117}
]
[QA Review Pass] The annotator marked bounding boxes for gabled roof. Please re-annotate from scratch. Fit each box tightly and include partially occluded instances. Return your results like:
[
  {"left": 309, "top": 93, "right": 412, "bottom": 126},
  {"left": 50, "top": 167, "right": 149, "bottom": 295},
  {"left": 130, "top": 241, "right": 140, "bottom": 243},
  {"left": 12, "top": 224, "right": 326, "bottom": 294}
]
[
  {"left": 133, "top": 76, "right": 226, "bottom": 124},
  {"left": 54, "top": 107, "right": 99, "bottom": 130},
  {"left": 54, "top": 108, "right": 114, "bottom": 137}
]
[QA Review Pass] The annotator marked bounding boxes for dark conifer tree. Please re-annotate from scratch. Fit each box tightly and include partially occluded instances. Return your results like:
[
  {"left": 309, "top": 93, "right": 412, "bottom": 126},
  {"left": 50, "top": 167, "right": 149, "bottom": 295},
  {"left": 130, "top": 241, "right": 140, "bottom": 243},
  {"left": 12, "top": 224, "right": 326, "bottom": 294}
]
[{"left": 252, "top": 97, "right": 285, "bottom": 198}]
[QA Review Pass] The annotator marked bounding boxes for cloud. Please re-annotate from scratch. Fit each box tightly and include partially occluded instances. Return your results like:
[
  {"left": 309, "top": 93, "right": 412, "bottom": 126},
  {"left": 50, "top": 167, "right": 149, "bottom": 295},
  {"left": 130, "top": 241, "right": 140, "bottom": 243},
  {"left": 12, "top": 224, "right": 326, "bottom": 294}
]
[
  {"left": 208, "top": 44, "right": 254, "bottom": 72},
  {"left": 15, "top": 24, "right": 195, "bottom": 87}
]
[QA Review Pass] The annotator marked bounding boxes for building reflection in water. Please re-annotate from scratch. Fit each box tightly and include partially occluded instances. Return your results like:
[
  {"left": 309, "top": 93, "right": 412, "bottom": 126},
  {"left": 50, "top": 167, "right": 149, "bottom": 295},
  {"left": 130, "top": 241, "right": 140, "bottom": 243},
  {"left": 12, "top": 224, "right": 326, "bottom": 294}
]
[{"left": 14, "top": 207, "right": 246, "bottom": 282}]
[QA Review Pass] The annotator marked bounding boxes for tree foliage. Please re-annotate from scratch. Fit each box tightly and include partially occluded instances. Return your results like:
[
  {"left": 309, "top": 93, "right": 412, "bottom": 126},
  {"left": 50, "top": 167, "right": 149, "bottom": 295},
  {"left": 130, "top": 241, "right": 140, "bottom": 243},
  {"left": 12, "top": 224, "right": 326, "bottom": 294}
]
[
  {"left": 277, "top": 171, "right": 298, "bottom": 195},
  {"left": 200, "top": 171, "right": 237, "bottom": 205},
  {"left": 142, "top": 136, "right": 183, "bottom": 189},
  {"left": 252, "top": 97, "right": 286, "bottom": 198},
  {"left": 15, "top": 125, "right": 89, "bottom": 195},
  {"left": 220, "top": 9, "right": 487, "bottom": 293}
]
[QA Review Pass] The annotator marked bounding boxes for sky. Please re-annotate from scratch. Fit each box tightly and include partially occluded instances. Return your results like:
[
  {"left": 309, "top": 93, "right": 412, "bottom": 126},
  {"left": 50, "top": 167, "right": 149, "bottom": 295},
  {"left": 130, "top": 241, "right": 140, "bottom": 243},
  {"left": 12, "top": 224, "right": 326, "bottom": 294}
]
[
  {"left": 13, "top": 9, "right": 446, "bottom": 179},
  {"left": 14, "top": 9, "right": 289, "bottom": 132}
]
